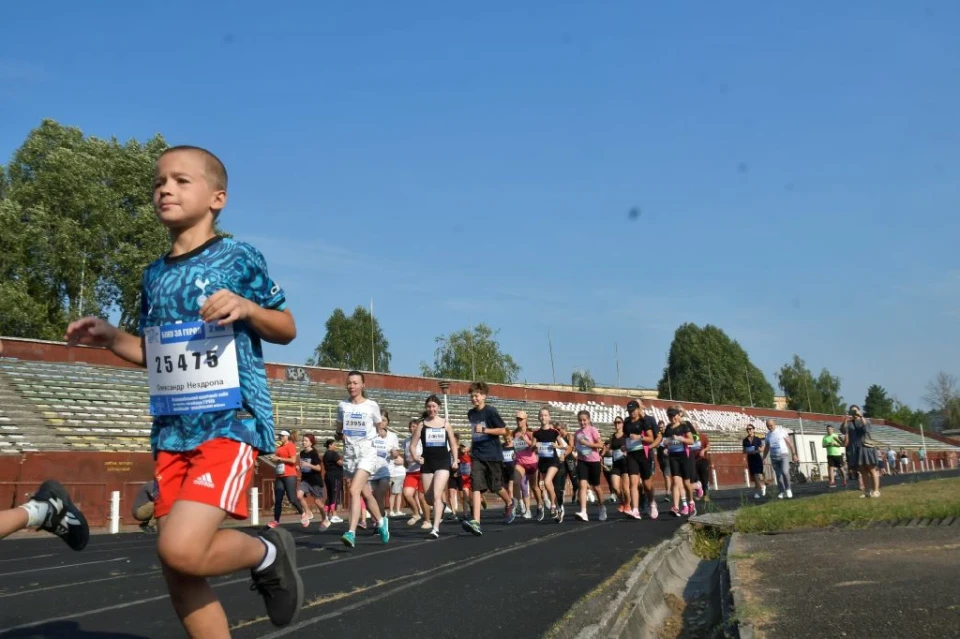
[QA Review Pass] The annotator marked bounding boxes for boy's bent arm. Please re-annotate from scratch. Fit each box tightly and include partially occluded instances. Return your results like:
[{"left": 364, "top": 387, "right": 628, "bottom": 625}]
[
  {"left": 247, "top": 306, "right": 297, "bottom": 345},
  {"left": 112, "top": 331, "right": 147, "bottom": 366}
]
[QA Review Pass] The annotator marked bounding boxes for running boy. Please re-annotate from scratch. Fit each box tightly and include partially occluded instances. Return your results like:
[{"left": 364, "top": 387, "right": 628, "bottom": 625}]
[
  {"left": 65, "top": 146, "right": 303, "bottom": 635},
  {"left": 0, "top": 480, "right": 89, "bottom": 549},
  {"left": 461, "top": 382, "right": 516, "bottom": 536}
]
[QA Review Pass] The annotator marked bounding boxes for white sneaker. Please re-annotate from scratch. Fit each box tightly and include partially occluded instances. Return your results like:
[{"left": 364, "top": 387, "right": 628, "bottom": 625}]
[
  {"left": 598, "top": 505, "right": 607, "bottom": 521},
  {"left": 777, "top": 493, "right": 784, "bottom": 500},
  {"left": 574, "top": 511, "right": 588, "bottom": 522},
  {"left": 754, "top": 493, "right": 762, "bottom": 500},
  {"left": 329, "top": 515, "right": 343, "bottom": 523},
  {"left": 786, "top": 489, "right": 793, "bottom": 499}
]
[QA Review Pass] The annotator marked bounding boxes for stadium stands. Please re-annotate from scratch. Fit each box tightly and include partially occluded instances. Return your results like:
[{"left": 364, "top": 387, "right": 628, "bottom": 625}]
[{"left": 0, "top": 357, "right": 955, "bottom": 457}]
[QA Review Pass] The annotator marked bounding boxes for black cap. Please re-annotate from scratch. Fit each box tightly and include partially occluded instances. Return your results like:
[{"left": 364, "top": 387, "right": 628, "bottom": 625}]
[{"left": 626, "top": 400, "right": 640, "bottom": 412}]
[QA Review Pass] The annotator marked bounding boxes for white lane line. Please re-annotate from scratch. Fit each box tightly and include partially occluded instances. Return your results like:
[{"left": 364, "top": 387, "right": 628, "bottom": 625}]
[
  {"left": 0, "top": 557, "right": 129, "bottom": 578},
  {"left": 0, "top": 553, "right": 54, "bottom": 563},
  {"left": 258, "top": 524, "right": 606, "bottom": 637},
  {"left": 0, "top": 570, "right": 164, "bottom": 599},
  {"left": 0, "top": 536, "right": 450, "bottom": 632}
]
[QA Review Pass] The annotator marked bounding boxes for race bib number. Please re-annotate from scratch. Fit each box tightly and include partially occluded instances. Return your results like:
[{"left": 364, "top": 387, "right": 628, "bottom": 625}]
[
  {"left": 667, "top": 439, "right": 685, "bottom": 454},
  {"left": 471, "top": 421, "right": 488, "bottom": 442},
  {"left": 577, "top": 445, "right": 592, "bottom": 456},
  {"left": 503, "top": 449, "right": 516, "bottom": 463},
  {"left": 514, "top": 438, "right": 529, "bottom": 451},
  {"left": 613, "top": 450, "right": 625, "bottom": 461},
  {"left": 459, "top": 462, "right": 471, "bottom": 476},
  {"left": 374, "top": 440, "right": 389, "bottom": 458},
  {"left": 146, "top": 321, "right": 242, "bottom": 416},
  {"left": 690, "top": 441, "right": 702, "bottom": 451},
  {"left": 425, "top": 428, "right": 446, "bottom": 447},
  {"left": 602, "top": 456, "right": 613, "bottom": 469},
  {"left": 626, "top": 438, "right": 644, "bottom": 452},
  {"left": 537, "top": 443, "right": 555, "bottom": 458},
  {"left": 744, "top": 446, "right": 756, "bottom": 454},
  {"left": 275, "top": 462, "right": 285, "bottom": 475},
  {"left": 343, "top": 412, "right": 368, "bottom": 439}
]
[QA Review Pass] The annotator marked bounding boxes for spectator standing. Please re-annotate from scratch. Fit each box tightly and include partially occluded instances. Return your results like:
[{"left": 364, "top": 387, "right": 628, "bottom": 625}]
[{"left": 843, "top": 405, "right": 881, "bottom": 498}]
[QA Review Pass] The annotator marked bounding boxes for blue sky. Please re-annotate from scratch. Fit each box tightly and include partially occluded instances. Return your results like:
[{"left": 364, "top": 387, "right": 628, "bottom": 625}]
[{"left": 2, "top": 2, "right": 958, "bottom": 410}]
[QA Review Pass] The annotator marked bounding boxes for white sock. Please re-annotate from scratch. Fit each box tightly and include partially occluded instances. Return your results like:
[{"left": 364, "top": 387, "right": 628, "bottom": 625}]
[
  {"left": 255, "top": 538, "right": 277, "bottom": 573},
  {"left": 19, "top": 500, "right": 50, "bottom": 528}
]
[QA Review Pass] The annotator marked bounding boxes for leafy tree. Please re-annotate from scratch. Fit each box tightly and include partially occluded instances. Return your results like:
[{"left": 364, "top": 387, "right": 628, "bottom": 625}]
[
  {"left": 886, "top": 401, "right": 929, "bottom": 430},
  {"left": 307, "top": 306, "right": 391, "bottom": 372},
  {"left": 0, "top": 119, "right": 172, "bottom": 337},
  {"left": 776, "top": 355, "right": 846, "bottom": 414},
  {"left": 572, "top": 369, "right": 595, "bottom": 392},
  {"left": 657, "top": 323, "right": 775, "bottom": 407},
  {"left": 420, "top": 323, "right": 520, "bottom": 384},
  {"left": 863, "top": 384, "right": 894, "bottom": 419}
]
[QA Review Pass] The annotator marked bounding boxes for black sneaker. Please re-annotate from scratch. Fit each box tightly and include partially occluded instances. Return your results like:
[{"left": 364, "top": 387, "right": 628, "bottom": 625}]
[
  {"left": 250, "top": 527, "right": 304, "bottom": 627},
  {"left": 33, "top": 480, "right": 89, "bottom": 551}
]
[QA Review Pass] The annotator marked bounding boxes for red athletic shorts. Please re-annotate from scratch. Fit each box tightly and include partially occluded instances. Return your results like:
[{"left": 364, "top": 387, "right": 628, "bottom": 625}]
[
  {"left": 403, "top": 471, "right": 423, "bottom": 491},
  {"left": 154, "top": 438, "right": 258, "bottom": 520}
]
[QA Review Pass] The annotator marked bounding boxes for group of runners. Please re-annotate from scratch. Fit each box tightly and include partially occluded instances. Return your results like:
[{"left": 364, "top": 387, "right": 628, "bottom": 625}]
[{"left": 263, "top": 374, "right": 718, "bottom": 541}]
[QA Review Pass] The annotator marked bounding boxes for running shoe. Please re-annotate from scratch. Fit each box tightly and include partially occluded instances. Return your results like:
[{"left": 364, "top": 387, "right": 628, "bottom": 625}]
[
  {"left": 420, "top": 520, "right": 433, "bottom": 530},
  {"left": 649, "top": 502, "right": 659, "bottom": 520},
  {"left": 785, "top": 489, "right": 793, "bottom": 499},
  {"left": 428, "top": 528, "right": 439, "bottom": 539},
  {"left": 377, "top": 517, "right": 390, "bottom": 544},
  {"left": 550, "top": 507, "right": 558, "bottom": 522},
  {"left": 557, "top": 505, "right": 565, "bottom": 523},
  {"left": 536, "top": 506, "right": 545, "bottom": 522},
  {"left": 689, "top": 502, "right": 697, "bottom": 516},
  {"left": 680, "top": 504, "right": 690, "bottom": 516},
  {"left": 670, "top": 506, "right": 681, "bottom": 518},
  {"left": 630, "top": 509, "right": 642, "bottom": 520},
  {"left": 341, "top": 531, "right": 356, "bottom": 547},
  {"left": 510, "top": 498, "right": 519, "bottom": 516},
  {"left": 777, "top": 493, "right": 785, "bottom": 500},
  {"left": 608, "top": 494, "right": 618, "bottom": 503},
  {"left": 329, "top": 515, "right": 344, "bottom": 523},
  {"left": 618, "top": 504, "right": 627, "bottom": 514},
  {"left": 306, "top": 511, "right": 314, "bottom": 521},
  {"left": 461, "top": 519, "right": 483, "bottom": 536},
  {"left": 523, "top": 509, "right": 532, "bottom": 520},
  {"left": 574, "top": 511, "right": 588, "bottom": 522},
  {"left": 359, "top": 518, "right": 368, "bottom": 529},
  {"left": 300, "top": 513, "right": 310, "bottom": 527},
  {"left": 319, "top": 520, "right": 331, "bottom": 531},
  {"left": 753, "top": 493, "right": 762, "bottom": 500},
  {"left": 870, "top": 491, "right": 881, "bottom": 498},
  {"left": 504, "top": 507, "right": 516, "bottom": 525},
  {"left": 267, "top": 521, "right": 280, "bottom": 529},
  {"left": 32, "top": 480, "right": 89, "bottom": 551},
  {"left": 251, "top": 526, "right": 304, "bottom": 627},
  {"left": 695, "top": 485, "right": 704, "bottom": 499},
  {"left": 598, "top": 505, "right": 608, "bottom": 522}
]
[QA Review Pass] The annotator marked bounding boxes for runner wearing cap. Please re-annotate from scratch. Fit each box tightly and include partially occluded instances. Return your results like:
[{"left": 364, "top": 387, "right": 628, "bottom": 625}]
[
  {"left": 267, "top": 430, "right": 308, "bottom": 528},
  {"left": 513, "top": 410, "right": 538, "bottom": 519},
  {"left": 622, "top": 399, "right": 661, "bottom": 520}
]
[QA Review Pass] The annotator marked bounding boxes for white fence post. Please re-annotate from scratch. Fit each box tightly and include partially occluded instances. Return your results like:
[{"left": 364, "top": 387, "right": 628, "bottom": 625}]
[
  {"left": 940, "top": 459, "right": 945, "bottom": 470},
  {"left": 250, "top": 487, "right": 260, "bottom": 526},
  {"left": 109, "top": 491, "right": 120, "bottom": 534},
  {"left": 911, "top": 460, "right": 916, "bottom": 473},
  {"left": 743, "top": 468, "right": 750, "bottom": 487},
  {"left": 711, "top": 468, "right": 719, "bottom": 491}
]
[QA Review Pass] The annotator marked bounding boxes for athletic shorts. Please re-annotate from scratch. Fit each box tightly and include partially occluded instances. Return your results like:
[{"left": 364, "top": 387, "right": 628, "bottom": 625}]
[
  {"left": 828, "top": 455, "right": 844, "bottom": 469},
  {"left": 747, "top": 454, "right": 764, "bottom": 477},
  {"left": 516, "top": 454, "right": 537, "bottom": 475},
  {"left": 403, "top": 471, "right": 423, "bottom": 491},
  {"left": 154, "top": 437, "right": 256, "bottom": 520},
  {"left": 298, "top": 480, "right": 324, "bottom": 498},
  {"left": 577, "top": 460, "right": 602, "bottom": 487},
  {"left": 344, "top": 445, "right": 387, "bottom": 479},
  {"left": 471, "top": 458, "right": 503, "bottom": 494},
  {"left": 421, "top": 456, "right": 452, "bottom": 475},
  {"left": 389, "top": 477, "right": 404, "bottom": 494},
  {"left": 502, "top": 462, "right": 516, "bottom": 485},
  {"left": 626, "top": 449, "right": 654, "bottom": 480},
  {"left": 537, "top": 457, "right": 561, "bottom": 476},
  {"left": 657, "top": 450, "right": 671, "bottom": 476},
  {"left": 610, "top": 457, "right": 628, "bottom": 477},
  {"left": 668, "top": 454, "right": 694, "bottom": 480}
]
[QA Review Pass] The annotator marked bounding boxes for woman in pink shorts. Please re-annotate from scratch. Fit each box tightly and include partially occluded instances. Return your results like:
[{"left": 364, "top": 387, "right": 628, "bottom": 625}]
[{"left": 513, "top": 411, "right": 539, "bottom": 519}]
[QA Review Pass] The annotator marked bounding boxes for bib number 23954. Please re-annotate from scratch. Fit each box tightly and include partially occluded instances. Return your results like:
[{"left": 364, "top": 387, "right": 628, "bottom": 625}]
[{"left": 145, "top": 321, "right": 242, "bottom": 416}]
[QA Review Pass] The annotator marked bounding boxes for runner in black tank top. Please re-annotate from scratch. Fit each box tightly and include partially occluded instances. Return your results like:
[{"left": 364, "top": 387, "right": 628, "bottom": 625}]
[{"left": 409, "top": 395, "right": 457, "bottom": 538}]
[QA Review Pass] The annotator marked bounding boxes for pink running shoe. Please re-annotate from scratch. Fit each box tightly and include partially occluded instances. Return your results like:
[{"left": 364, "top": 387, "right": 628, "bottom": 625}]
[
  {"left": 671, "top": 506, "right": 681, "bottom": 518},
  {"left": 689, "top": 502, "right": 697, "bottom": 516},
  {"left": 630, "top": 509, "right": 642, "bottom": 520},
  {"left": 680, "top": 504, "right": 690, "bottom": 516},
  {"left": 649, "top": 502, "right": 659, "bottom": 520},
  {"left": 301, "top": 513, "right": 311, "bottom": 527},
  {"left": 695, "top": 485, "right": 704, "bottom": 499},
  {"left": 267, "top": 520, "right": 279, "bottom": 529}
]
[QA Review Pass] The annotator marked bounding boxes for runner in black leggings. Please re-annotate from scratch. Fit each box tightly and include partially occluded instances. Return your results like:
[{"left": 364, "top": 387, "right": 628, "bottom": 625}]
[{"left": 322, "top": 439, "right": 344, "bottom": 521}]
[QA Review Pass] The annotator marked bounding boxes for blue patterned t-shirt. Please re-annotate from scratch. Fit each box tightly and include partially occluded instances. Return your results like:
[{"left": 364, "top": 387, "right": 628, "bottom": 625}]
[{"left": 139, "top": 236, "right": 285, "bottom": 455}]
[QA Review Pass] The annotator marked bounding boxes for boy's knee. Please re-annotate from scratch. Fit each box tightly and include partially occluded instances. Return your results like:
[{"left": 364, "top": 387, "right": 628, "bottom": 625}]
[{"left": 158, "top": 535, "right": 203, "bottom": 575}]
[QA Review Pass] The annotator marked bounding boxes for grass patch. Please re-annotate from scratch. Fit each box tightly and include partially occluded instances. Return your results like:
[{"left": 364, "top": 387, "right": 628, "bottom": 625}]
[
  {"left": 692, "top": 526, "right": 727, "bottom": 560},
  {"left": 736, "top": 477, "right": 960, "bottom": 533}
]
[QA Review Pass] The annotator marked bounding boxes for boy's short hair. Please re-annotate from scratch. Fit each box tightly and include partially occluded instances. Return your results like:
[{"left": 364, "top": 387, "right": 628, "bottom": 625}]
[
  {"left": 159, "top": 145, "right": 228, "bottom": 191},
  {"left": 325, "top": 439, "right": 336, "bottom": 448},
  {"left": 469, "top": 381, "right": 489, "bottom": 395}
]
